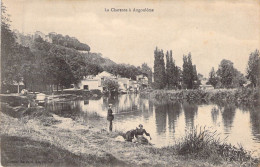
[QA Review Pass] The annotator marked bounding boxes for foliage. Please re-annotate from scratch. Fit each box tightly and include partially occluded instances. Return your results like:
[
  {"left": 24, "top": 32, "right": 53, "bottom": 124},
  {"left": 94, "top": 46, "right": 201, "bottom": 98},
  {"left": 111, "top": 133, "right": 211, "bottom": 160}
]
[
  {"left": 166, "top": 51, "right": 180, "bottom": 89},
  {"left": 44, "top": 56, "right": 74, "bottom": 89},
  {"left": 153, "top": 47, "right": 167, "bottom": 89},
  {"left": 217, "top": 59, "right": 247, "bottom": 88},
  {"left": 182, "top": 53, "right": 197, "bottom": 89},
  {"left": 1, "top": 4, "right": 35, "bottom": 93},
  {"left": 171, "top": 126, "right": 257, "bottom": 164},
  {"left": 140, "top": 63, "right": 153, "bottom": 84},
  {"left": 246, "top": 49, "right": 260, "bottom": 88},
  {"left": 142, "top": 88, "right": 259, "bottom": 105},
  {"left": 208, "top": 67, "right": 218, "bottom": 88},
  {"left": 217, "top": 59, "right": 234, "bottom": 88},
  {"left": 48, "top": 33, "right": 90, "bottom": 51},
  {"left": 103, "top": 79, "right": 119, "bottom": 93},
  {"left": 104, "top": 64, "right": 142, "bottom": 80}
]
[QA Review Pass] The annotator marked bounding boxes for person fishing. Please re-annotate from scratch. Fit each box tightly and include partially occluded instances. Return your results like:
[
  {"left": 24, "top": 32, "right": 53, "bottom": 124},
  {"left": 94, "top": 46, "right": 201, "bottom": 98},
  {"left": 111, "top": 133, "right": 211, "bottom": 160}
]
[
  {"left": 135, "top": 124, "right": 152, "bottom": 144},
  {"left": 107, "top": 104, "right": 114, "bottom": 131}
]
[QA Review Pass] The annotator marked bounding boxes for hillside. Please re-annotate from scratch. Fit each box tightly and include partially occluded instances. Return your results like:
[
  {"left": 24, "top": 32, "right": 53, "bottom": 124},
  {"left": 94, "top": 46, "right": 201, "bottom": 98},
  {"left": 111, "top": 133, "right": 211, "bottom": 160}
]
[
  {"left": 5, "top": 30, "right": 147, "bottom": 93},
  {"left": 15, "top": 31, "right": 116, "bottom": 68}
]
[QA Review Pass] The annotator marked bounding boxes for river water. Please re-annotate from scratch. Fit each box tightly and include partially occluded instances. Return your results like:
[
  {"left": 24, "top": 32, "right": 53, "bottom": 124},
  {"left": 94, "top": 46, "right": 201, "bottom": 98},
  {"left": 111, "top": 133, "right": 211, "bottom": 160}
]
[{"left": 46, "top": 94, "right": 260, "bottom": 157}]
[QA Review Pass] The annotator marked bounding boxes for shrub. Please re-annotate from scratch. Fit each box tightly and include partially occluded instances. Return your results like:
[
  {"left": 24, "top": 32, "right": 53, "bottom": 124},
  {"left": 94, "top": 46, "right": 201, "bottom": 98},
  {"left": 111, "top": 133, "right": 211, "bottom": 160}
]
[{"left": 167, "top": 126, "right": 258, "bottom": 165}]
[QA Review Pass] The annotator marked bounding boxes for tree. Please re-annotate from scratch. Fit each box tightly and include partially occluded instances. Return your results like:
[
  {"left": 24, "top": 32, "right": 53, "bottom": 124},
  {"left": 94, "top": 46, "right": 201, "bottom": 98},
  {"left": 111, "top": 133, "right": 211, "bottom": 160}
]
[
  {"left": 1, "top": 4, "right": 35, "bottom": 93},
  {"left": 232, "top": 69, "right": 247, "bottom": 87},
  {"left": 208, "top": 67, "right": 218, "bottom": 88},
  {"left": 165, "top": 50, "right": 180, "bottom": 89},
  {"left": 182, "top": 53, "right": 195, "bottom": 89},
  {"left": 153, "top": 47, "right": 166, "bottom": 89},
  {"left": 246, "top": 49, "right": 259, "bottom": 87},
  {"left": 1, "top": 3, "right": 17, "bottom": 85},
  {"left": 103, "top": 79, "right": 119, "bottom": 94},
  {"left": 192, "top": 65, "right": 199, "bottom": 89},
  {"left": 140, "top": 63, "right": 152, "bottom": 84},
  {"left": 217, "top": 59, "right": 235, "bottom": 88},
  {"left": 44, "top": 56, "right": 74, "bottom": 91}
]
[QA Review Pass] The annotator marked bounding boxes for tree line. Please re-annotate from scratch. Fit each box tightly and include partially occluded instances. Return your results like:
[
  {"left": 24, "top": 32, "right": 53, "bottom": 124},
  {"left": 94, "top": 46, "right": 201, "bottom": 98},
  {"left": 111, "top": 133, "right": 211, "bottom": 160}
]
[
  {"left": 153, "top": 47, "right": 259, "bottom": 90},
  {"left": 208, "top": 50, "right": 259, "bottom": 89},
  {"left": 153, "top": 47, "right": 199, "bottom": 89},
  {"left": 1, "top": 4, "right": 152, "bottom": 93},
  {"left": 48, "top": 33, "right": 91, "bottom": 51}
]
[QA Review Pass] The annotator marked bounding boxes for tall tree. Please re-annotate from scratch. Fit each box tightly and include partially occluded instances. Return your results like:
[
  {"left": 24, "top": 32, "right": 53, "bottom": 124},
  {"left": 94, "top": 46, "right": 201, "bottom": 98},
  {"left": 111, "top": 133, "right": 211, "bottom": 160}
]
[
  {"left": 217, "top": 59, "right": 235, "bottom": 88},
  {"left": 153, "top": 47, "right": 166, "bottom": 89},
  {"left": 1, "top": 4, "right": 35, "bottom": 93},
  {"left": 192, "top": 65, "right": 199, "bottom": 88},
  {"left": 166, "top": 51, "right": 171, "bottom": 88},
  {"left": 246, "top": 49, "right": 260, "bottom": 87},
  {"left": 182, "top": 53, "right": 195, "bottom": 89},
  {"left": 208, "top": 67, "right": 218, "bottom": 88},
  {"left": 166, "top": 50, "right": 179, "bottom": 89}
]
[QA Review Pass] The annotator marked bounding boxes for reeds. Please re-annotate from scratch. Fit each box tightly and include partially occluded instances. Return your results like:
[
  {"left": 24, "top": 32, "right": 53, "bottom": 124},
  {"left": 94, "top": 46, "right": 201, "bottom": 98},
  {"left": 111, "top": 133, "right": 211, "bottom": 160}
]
[{"left": 168, "top": 126, "right": 258, "bottom": 165}]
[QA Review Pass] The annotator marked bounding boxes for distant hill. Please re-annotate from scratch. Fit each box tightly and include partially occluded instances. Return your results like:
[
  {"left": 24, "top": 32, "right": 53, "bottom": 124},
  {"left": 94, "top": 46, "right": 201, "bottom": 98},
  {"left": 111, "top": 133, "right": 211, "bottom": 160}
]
[
  {"left": 14, "top": 31, "right": 116, "bottom": 67},
  {"left": 48, "top": 32, "right": 90, "bottom": 51},
  {"left": 15, "top": 31, "right": 90, "bottom": 51},
  {"left": 14, "top": 31, "right": 144, "bottom": 81}
]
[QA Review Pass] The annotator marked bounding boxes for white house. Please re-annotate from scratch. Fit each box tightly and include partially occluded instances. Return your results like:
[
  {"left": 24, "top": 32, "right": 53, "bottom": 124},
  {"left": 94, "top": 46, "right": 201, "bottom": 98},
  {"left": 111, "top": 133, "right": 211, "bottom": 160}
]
[
  {"left": 77, "top": 77, "right": 102, "bottom": 91},
  {"left": 77, "top": 71, "right": 116, "bottom": 91}
]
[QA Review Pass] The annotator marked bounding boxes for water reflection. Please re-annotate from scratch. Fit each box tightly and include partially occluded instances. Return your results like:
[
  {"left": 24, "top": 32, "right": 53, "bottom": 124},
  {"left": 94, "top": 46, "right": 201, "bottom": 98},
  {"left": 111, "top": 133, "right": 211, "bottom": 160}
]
[
  {"left": 45, "top": 94, "right": 260, "bottom": 156},
  {"left": 221, "top": 105, "right": 236, "bottom": 133},
  {"left": 183, "top": 102, "right": 198, "bottom": 129},
  {"left": 250, "top": 110, "right": 260, "bottom": 141},
  {"left": 211, "top": 107, "right": 219, "bottom": 125}
]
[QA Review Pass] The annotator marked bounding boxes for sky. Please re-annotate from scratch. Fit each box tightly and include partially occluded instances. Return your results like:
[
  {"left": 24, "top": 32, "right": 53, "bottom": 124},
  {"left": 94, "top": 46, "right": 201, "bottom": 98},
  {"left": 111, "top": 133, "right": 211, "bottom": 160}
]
[{"left": 3, "top": 0, "right": 260, "bottom": 77}]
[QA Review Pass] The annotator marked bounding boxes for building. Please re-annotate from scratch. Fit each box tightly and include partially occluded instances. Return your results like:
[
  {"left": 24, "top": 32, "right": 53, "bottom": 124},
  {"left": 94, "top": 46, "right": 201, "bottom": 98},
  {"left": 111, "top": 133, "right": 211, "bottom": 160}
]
[
  {"left": 77, "top": 71, "right": 116, "bottom": 91},
  {"left": 77, "top": 77, "right": 102, "bottom": 91},
  {"left": 77, "top": 71, "right": 148, "bottom": 92}
]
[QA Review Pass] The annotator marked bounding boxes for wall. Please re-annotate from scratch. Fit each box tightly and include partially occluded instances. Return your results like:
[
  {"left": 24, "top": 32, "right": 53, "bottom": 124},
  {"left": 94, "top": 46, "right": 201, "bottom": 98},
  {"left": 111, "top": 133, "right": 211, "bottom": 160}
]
[{"left": 78, "top": 80, "right": 102, "bottom": 91}]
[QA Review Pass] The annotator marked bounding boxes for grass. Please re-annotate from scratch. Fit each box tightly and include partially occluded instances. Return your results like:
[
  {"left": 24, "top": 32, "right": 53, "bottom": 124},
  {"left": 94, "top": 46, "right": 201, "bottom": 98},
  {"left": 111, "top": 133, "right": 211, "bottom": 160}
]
[
  {"left": 149, "top": 126, "right": 259, "bottom": 166},
  {"left": 1, "top": 135, "right": 127, "bottom": 167}
]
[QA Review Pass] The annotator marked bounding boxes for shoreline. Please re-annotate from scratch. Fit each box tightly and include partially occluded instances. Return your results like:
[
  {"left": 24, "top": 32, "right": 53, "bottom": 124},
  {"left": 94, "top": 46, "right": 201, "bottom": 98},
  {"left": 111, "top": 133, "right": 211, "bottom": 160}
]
[
  {"left": 140, "top": 88, "right": 260, "bottom": 106},
  {"left": 1, "top": 100, "right": 259, "bottom": 167}
]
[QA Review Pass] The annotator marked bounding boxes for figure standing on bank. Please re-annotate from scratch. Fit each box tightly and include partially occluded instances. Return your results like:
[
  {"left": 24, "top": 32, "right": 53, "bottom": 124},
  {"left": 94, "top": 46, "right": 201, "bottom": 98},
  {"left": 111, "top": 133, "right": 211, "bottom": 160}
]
[{"left": 107, "top": 104, "right": 114, "bottom": 131}]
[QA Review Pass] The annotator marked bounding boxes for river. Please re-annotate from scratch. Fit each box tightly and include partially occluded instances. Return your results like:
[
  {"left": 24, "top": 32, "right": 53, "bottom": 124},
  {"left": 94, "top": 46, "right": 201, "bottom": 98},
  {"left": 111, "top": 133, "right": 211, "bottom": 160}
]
[{"left": 46, "top": 94, "right": 260, "bottom": 157}]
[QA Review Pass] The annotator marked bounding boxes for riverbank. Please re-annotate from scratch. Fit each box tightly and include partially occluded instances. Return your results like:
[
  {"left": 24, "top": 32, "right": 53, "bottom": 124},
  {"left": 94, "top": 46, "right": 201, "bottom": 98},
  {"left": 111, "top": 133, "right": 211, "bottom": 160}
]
[
  {"left": 1, "top": 99, "right": 258, "bottom": 166},
  {"left": 141, "top": 88, "right": 259, "bottom": 105}
]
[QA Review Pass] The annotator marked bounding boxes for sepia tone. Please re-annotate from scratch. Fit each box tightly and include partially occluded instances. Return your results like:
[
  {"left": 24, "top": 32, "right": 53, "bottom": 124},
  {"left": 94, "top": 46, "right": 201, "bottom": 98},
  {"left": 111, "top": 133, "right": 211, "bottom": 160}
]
[{"left": 1, "top": 0, "right": 260, "bottom": 166}]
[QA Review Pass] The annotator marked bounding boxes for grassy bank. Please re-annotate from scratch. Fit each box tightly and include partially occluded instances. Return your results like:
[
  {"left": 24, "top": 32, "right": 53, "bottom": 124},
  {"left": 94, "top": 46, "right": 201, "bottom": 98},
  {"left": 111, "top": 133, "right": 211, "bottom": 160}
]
[
  {"left": 1, "top": 96, "right": 259, "bottom": 166},
  {"left": 141, "top": 88, "right": 259, "bottom": 105},
  {"left": 147, "top": 127, "right": 258, "bottom": 166}
]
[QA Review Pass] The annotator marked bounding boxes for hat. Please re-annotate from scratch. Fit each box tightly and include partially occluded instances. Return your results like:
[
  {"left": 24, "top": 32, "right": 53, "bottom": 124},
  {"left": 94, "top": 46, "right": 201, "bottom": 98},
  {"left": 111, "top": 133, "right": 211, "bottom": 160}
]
[{"left": 139, "top": 124, "right": 143, "bottom": 128}]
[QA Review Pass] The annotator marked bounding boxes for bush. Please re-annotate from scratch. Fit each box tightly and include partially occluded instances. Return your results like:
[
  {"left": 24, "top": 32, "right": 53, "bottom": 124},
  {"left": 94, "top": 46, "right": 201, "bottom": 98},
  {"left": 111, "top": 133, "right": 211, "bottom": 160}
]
[{"left": 170, "top": 126, "right": 258, "bottom": 164}]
